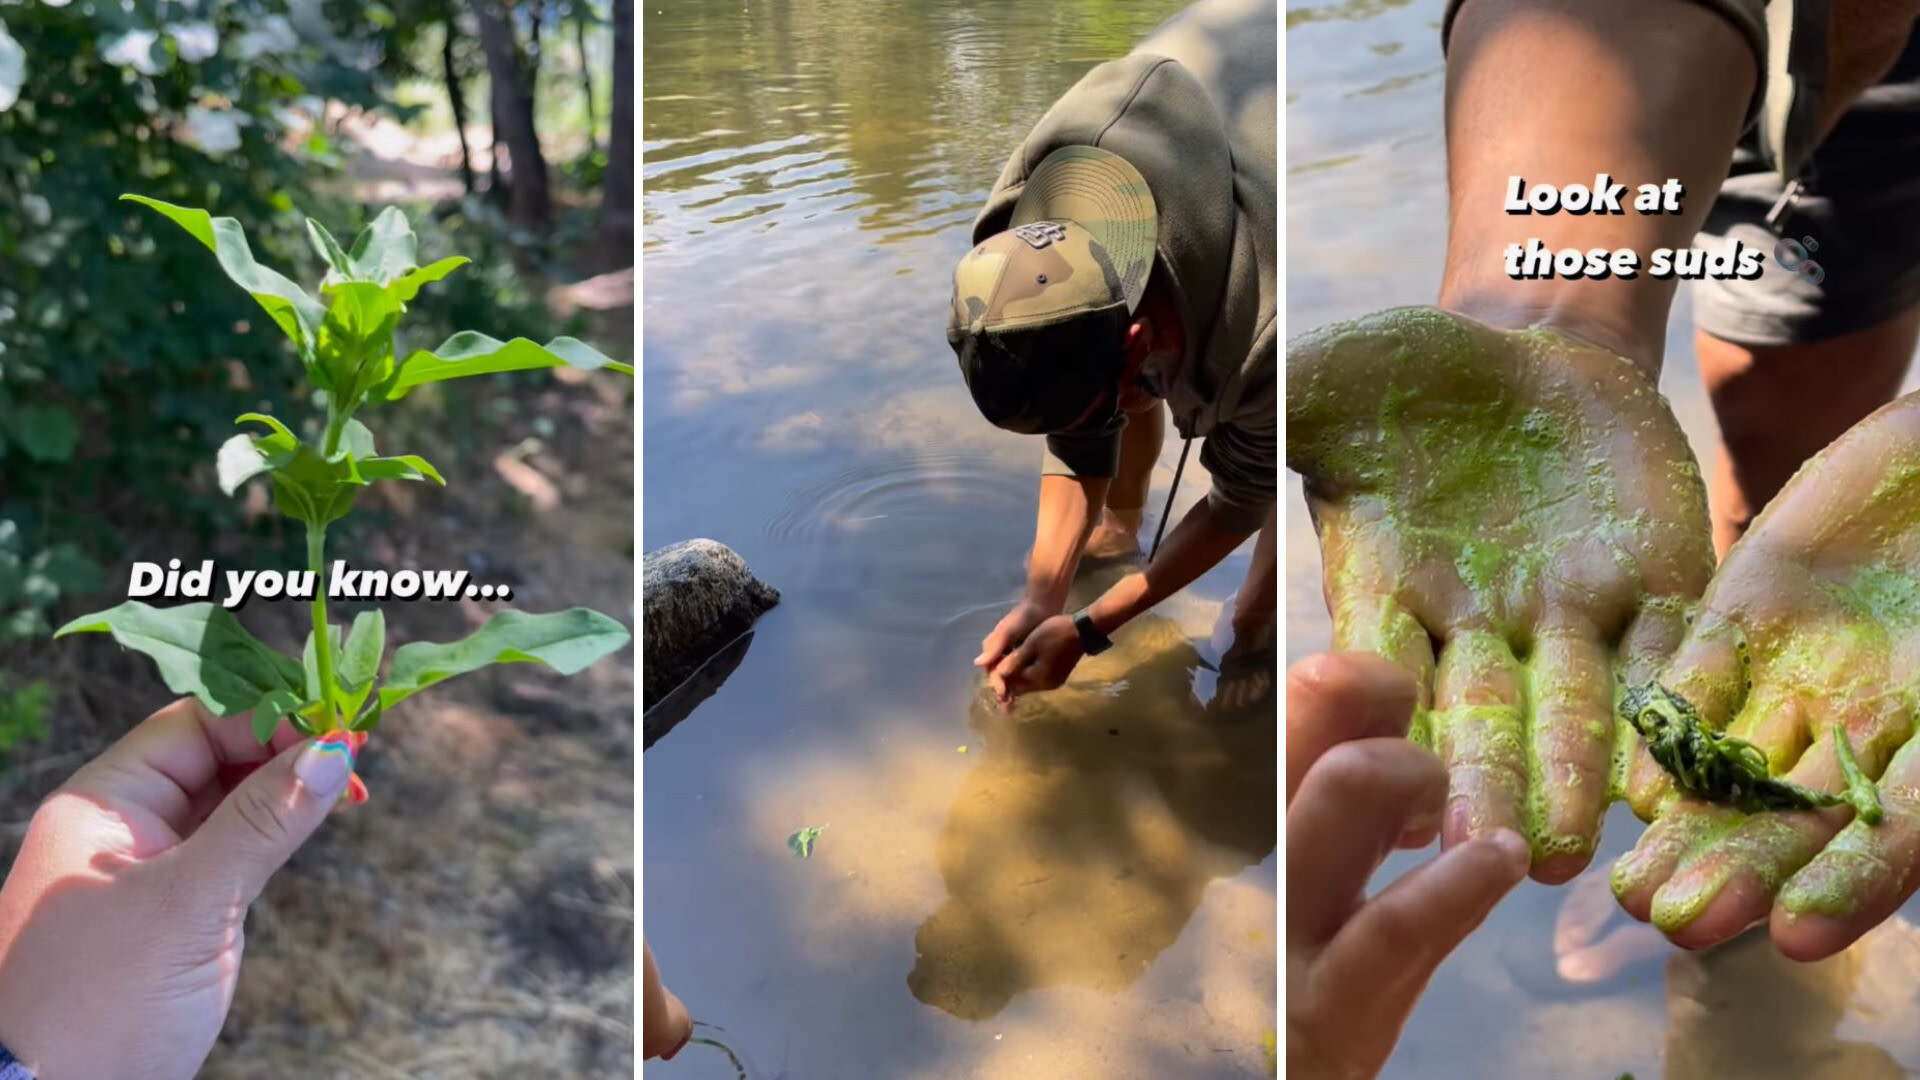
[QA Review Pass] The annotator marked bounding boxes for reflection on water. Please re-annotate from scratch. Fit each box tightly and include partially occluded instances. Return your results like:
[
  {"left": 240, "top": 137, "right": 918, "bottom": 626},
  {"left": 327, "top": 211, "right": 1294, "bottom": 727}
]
[
  {"left": 1287, "top": 2, "right": 1920, "bottom": 1077},
  {"left": 911, "top": 567, "right": 1276, "bottom": 1021},
  {"left": 644, "top": 0, "right": 1270, "bottom": 1077}
]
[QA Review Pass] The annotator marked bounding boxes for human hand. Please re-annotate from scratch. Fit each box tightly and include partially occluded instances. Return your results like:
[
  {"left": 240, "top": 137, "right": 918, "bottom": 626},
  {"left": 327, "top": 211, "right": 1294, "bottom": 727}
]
[
  {"left": 642, "top": 941, "right": 692, "bottom": 1060},
  {"left": 988, "top": 613, "right": 1085, "bottom": 709},
  {"left": 0, "top": 699, "right": 357, "bottom": 1080},
  {"left": 975, "top": 600, "right": 1057, "bottom": 678},
  {"left": 1287, "top": 306, "right": 1713, "bottom": 882},
  {"left": 1287, "top": 652, "right": 1529, "bottom": 1080},
  {"left": 1612, "top": 391, "right": 1920, "bottom": 959}
]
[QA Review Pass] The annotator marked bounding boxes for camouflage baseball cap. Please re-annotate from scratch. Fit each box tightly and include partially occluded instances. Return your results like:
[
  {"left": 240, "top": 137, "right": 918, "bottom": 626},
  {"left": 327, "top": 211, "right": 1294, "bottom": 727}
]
[{"left": 947, "top": 145, "right": 1158, "bottom": 434}]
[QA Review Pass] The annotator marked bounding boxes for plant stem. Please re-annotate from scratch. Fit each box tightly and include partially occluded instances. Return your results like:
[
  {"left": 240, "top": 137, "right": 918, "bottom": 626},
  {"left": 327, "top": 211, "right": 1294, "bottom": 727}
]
[
  {"left": 322, "top": 406, "right": 348, "bottom": 459},
  {"left": 307, "top": 522, "right": 339, "bottom": 731}
]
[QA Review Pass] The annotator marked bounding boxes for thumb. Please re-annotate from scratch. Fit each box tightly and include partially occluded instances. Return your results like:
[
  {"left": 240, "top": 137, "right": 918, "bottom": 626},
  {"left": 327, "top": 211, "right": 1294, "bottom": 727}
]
[{"left": 176, "top": 735, "right": 356, "bottom": 905}]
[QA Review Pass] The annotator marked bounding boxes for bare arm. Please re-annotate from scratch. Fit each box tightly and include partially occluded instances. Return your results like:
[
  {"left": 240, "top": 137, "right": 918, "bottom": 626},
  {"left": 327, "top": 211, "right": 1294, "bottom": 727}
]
[
  {"left": 1084, "top": 496, "right": 1256, "bottom": 635},
  {"left": 1438, "top": 0, "right": 1756, "bottom": 376},
  {"left": 1026, "top": 473, "right": 1107, "bottom": 611}
]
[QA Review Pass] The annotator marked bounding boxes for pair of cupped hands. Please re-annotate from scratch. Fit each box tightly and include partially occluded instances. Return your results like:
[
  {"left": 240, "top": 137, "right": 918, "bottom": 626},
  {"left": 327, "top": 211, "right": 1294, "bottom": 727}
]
[{"left": 1290, "top": 306, "right": 1920, "bottom": 962}]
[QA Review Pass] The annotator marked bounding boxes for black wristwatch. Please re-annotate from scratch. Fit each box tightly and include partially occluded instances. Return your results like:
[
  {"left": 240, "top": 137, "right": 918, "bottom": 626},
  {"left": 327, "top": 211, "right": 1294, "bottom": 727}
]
[{"left": 1071, "top": 608, "right": 1113, "bottom": 655}]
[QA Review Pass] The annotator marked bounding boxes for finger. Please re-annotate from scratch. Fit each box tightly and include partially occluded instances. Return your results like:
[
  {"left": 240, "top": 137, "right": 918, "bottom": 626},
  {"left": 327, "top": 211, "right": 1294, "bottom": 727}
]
[
  {"left": 1286, "top": 738, "right": 1448, "bottom": 946},
  {"left": 1617, "top": 600, "right": 1690, "bottom": 687},
  {"left": 60, "top": 699, "right": 287, "bottom": 849},
  {"left": 1622, "top": 628, "right": 1746, "bottom": 819},
  {"left": 1284, "top": 652, "right": 1418, "bottom": 804},
  {"left": 1308, "top": 830, "right": 1529, "bottom": 1044},
  {"left": 1524, "top": 623, "right": 1613, "bottom": 883},
  {"left": 173, "top": 733, "right": 358, "bottom": 906},
  {"left": 1610, "top": 799, "right": 1743, "bottom": 922},
  {"left": 1776, "top": 734, "right": 1920, "bottom": 960},
  {"left": 1429, "top": 629, "right": 1527, "bottom": 850},
  {"left": 976, "top": 625, "right": 1013, "bottom": 669},
  {"left": 1647, "top": 698, "right": 1899, "bottom": 946},
  {"left": 1329, "top": 595, "right": 1437, "bottom": 747}
]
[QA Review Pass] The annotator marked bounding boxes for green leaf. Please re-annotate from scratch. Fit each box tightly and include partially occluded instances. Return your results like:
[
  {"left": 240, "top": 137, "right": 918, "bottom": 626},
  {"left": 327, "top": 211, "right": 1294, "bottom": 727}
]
[
  {"left": 251, "top": 689, "right": 303, "bottom": 745},
  {"left": 334, "top": 418, "right": 376, "bottom": 462},
  {"left": 121, "top": 195, "right": 325, "bottom": 352},
  {"left": 788, "top": 825, "right": 827, "bottom": 858},
  {"left": 358, "top": 454, "right": 445, "bottom": 485},
  {"left": 268, "top": 440, "right": 361, "bottom": 525},
  {"left": 378, "top": 608, "right": 630, "bottom": 709},
  {"left": 348, "top": 206, "right": 418, "bottom": 285},
  {"left": 236, "top": 412, "right": 298, "bottom": 444},
  {"left": 218, "top": 414, "right": 301, "bottom": 496},
  {"left": 316, "top": 282, "right": 401, "bottom": 398},
  {"left": 306, "top": 218, "right": 355, "bottom": 283},
  {"left": 217, "top": 433, "right": 271, "bottom": 494},
  {"left": 55, "top": 602, "right": 306, "bottom": 718},
  {"left": 10, "top": 404, "right": 80, "bottom": 462},
  {"left": 383, "top": 333, "right": 634, "bottom": 399},
  {"left": 339, "top": 609, "right": 385, "bottom": 718},
  {"left": 386, "top": 256, "right": 469, "bottom": 303}
]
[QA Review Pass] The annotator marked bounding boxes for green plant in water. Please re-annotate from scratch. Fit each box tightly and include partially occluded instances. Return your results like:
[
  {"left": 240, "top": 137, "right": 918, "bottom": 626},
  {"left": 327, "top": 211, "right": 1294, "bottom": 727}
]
[
  {"left": 1620, "top": 683, "right": 1883, "bottom": 823},
  {"left": 56, "top": 195, "right": 634, "bottom": 800},
  {"left": 787, "top": 824, "right": 827, "bottom": 858}
]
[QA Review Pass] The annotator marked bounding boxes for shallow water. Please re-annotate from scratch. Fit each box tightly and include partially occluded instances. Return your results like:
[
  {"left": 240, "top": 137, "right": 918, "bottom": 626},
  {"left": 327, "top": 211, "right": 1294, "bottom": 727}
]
[
  {"left": 1287, "top": 2, "right": 1920, "bottom": 1077},
  {"left": 642, "top": 2, "right": 1273, "bottom": 1077}
]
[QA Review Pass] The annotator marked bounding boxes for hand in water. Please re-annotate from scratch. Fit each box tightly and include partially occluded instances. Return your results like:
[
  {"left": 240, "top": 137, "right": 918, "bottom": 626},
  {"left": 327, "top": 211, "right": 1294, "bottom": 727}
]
[
  {"left": 976, "top": 600, "right": 1056, "bottom": 694},
  {"left": 986, "top": 613, "right": 1083, "bottom": 709},
  {"left": 1613, "top": 392, "right": 1920, "bottom": 959},
  {"left": 1288, "top": 307, "right": 1713, "bottom": 882},
  {"left": 0, "top": 699, "right": 353, "bottom": 1080},
  {"left": 1288, "top": 652, "right": 1528, "bottom": 1080}
]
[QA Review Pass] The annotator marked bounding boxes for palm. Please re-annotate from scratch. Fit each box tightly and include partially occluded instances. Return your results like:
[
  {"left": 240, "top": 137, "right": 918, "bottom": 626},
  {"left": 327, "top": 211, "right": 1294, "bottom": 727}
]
[
  {"left": 1613, "top": 391, "right": 1920, "bottom": 958},
  {"left": 1287, "top": 307, "right": 1712, "bottom": 881}
]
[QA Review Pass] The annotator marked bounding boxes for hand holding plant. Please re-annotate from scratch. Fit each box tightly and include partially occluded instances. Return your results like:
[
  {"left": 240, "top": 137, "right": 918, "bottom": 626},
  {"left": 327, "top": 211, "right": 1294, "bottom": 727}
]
[
  {"left": 0, "top": 699, "right": 358, "bottom": 1080},
  {"left": 1613, "top": 391, "right": 1920, "bottom": 959},
  {"left": 57, "top": 196, "right": 634, "bottom": 802}
]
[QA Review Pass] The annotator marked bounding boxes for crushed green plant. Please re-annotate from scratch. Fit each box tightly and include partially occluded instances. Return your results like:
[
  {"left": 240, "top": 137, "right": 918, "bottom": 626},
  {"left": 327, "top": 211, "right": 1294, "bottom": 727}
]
[{"left": 1620, "top": 682, "right": 1883, "bottom": 823}]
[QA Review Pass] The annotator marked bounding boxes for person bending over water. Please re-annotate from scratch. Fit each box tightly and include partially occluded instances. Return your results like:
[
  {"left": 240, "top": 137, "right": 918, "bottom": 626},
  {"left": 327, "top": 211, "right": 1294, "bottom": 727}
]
[{"left": 946, "top": 0, "right": 1276, "bottom": 710}]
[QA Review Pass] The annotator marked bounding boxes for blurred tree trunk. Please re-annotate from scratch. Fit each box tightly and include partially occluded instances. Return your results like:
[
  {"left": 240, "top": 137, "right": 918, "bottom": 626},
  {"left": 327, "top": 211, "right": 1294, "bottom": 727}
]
[
  {"left": 475, "top": 0, "right": 552, "bottom": 228},
  {"left": 577, "top": 8, "right": 597, "bottom": 154},
  {"left": 597, "top": 0, "right": 632, "bottom": 266},
  {"left": 441, "top": 15, "right": 476, "bottom": 195}
]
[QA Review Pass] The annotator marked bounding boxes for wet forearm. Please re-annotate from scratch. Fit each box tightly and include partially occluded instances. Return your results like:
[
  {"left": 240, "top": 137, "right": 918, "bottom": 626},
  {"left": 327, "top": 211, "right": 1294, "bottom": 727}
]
[
  {"left": 1027, "top": 474, "right": 1106, "bottom": 611},
  {"left": 1084, "top": 497, "right": 1254, "bottom": 633},
  {"left": 1438, "top": 0, "right": 1754, "bottom": 376}
]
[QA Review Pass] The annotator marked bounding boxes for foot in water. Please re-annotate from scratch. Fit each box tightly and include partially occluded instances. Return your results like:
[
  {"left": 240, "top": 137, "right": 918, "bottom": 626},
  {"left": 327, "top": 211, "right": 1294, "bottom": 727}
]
[
  {"left": 1208, "top": 602, "right": 1275, "bottom": 714},
  {"left": 1082, "top": 507, "right": 1145, "bottom": 564}
]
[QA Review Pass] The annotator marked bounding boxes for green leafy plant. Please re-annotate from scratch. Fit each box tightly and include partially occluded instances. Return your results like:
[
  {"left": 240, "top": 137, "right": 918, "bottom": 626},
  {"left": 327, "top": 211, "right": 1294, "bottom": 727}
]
[
  {"left": 787, "top": 824, "right": 827, "bottom": 858},
  {"left": 1620, "top": 682, "right": 1883, "bottom": 823},
  {"left": 57, "top": 195, "right": 634, "bottom": 800}
]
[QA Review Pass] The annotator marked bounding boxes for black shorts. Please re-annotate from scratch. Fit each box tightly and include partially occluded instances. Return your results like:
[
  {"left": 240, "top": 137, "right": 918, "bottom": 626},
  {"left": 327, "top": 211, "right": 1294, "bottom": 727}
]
[{"left": 1693, "top": 29, "right": 1920, "bottom": 346}]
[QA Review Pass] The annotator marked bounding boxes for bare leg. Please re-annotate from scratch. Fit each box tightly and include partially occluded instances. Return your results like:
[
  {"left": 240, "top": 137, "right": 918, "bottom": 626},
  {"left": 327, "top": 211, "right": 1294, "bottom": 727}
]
[
  {"left": 1699, "top": 307, "right": 1920, "bottom": 557},
  {"left": 1085, "top": 400, "right": 1166, "bottom": 560}
]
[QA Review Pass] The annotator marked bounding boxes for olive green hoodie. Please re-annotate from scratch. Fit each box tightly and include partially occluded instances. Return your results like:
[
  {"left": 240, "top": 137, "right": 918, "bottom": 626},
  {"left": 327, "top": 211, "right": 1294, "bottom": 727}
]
[{"left": 970, "top": 0, "right": 1277, "bottom": 533}]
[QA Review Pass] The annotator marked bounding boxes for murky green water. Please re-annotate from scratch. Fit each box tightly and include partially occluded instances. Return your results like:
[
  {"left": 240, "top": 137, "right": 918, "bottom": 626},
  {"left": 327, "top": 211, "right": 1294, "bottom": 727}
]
[
  {"left": 643, "top": 2, "right": 1273, "bottom": 1077},
  {"left": 1288, "top": 2, "right": 1920, "bottom": 1077}
]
